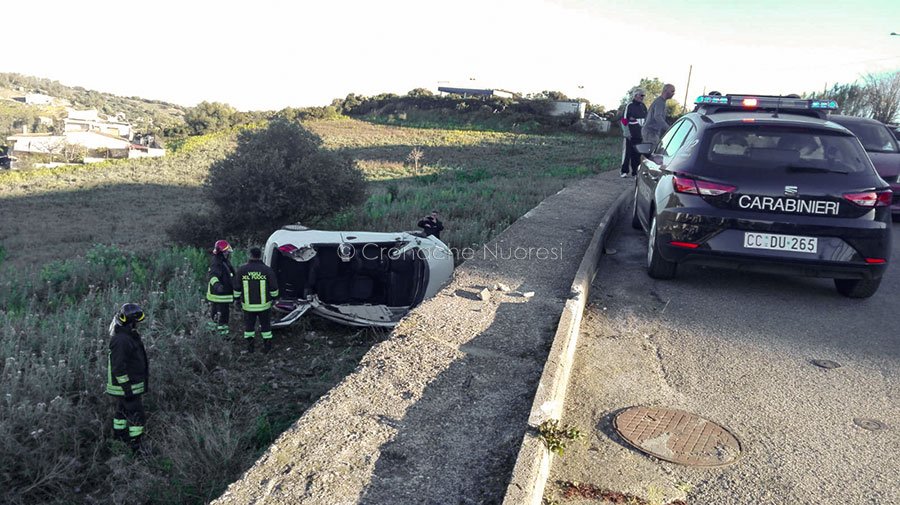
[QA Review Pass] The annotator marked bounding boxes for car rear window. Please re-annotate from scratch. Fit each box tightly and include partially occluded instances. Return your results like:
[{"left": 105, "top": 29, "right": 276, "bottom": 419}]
[
  {"left": 701, "top": 126, "right": 871, "bottom": 175},
  {"left": 837, "top": 122, "right": 898, "bottom": 153}
]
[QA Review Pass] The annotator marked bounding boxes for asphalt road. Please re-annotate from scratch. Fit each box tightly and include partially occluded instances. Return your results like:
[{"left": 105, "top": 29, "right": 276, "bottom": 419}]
[{"left": 548, "top": 215, "right": 900, "bottom": 505}]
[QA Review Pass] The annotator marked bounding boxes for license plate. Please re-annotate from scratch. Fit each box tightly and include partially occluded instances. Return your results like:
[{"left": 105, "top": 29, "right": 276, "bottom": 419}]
[{"left": 743, "top": 232, "right": 817, "bottom": 253}]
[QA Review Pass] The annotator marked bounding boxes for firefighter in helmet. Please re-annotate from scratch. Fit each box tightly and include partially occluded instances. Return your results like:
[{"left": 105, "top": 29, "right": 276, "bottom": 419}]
[
  {"left": 106, "top": 303, "right": 149, "bottom": 453},
  {"left": 206, "top": 240, "right": 236, "bottom": 336},
  {"left": 233, "top": 247, "right": 279, "bottom": 353}
]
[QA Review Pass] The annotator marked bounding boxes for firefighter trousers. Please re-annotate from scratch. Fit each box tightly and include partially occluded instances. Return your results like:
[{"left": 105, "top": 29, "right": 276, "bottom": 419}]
[
  {"left": 113, "top": 396, "right": 145, "bottom": 448},
  {"left": 243, "top": 309, "right": 272, "bottom": 340},
  {"left": 208, "top": 302, "right": 230, "bottom": 335}
]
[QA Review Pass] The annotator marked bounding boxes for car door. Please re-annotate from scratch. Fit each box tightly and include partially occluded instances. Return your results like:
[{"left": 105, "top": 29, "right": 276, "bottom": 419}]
[{"left": 636, "top": 118, "right": 694, "bottom": 227}]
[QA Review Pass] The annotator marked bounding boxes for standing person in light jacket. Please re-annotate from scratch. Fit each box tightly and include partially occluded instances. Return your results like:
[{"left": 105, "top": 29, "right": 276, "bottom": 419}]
[
  {"left": 233, "top": 247, "right": 279, "bottom": 354},
  {"left": 620, "top": 88, "right": 648, "bottom": 178},
  {"left": 206, "top": 240, "right": 236, "bottom": 337},
  {"left": 106, "top": 303, "right": 149, "bottom": 453},
  {"left": 643, "top": 83, "right": 676, "bottom": 146}
]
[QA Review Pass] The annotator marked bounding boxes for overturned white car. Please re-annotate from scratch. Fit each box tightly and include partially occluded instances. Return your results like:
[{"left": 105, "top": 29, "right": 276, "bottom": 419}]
[{"left": 264, "top": 225, "right": 454, "bottom": 328}]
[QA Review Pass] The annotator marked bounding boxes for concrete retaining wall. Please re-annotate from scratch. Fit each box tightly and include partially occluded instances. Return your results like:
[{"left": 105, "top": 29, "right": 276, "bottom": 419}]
[{"left": 502, "top": 189, "right": 631, "bottom": 505}]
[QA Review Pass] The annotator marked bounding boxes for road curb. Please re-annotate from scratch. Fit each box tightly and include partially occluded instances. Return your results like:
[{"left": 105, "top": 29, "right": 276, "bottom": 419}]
[{"left": 502, "top": 187, "right": 632, "bottom": 505}]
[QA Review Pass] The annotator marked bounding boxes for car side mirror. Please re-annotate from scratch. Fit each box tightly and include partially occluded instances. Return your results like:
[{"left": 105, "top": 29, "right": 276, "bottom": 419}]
[{"left": 635, "top": 143, "right": 654, "bottom": 155}]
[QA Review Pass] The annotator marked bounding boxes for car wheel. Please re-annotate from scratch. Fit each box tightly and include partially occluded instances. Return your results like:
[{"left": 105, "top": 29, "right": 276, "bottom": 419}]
[
  {"left": 631, "top": 183, "right": 642, "bottom": 230},
  {"left": 834, "top": 277, "right": 882, "bottom": 298},
  {"left": 647, "top": 215, "right": 677, "bottom": 279}
]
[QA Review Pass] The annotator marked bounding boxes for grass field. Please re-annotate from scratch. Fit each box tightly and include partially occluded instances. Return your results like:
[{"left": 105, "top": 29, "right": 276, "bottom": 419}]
[
  {"left": 0, "top": 118, "right": 621, "bottom": 504},
  {"left": 0, "top": 118, "right": 621, "bottom": 268}
]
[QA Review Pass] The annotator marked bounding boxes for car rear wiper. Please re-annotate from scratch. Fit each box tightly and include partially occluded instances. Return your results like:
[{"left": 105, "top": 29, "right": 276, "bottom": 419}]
[{"left": 785, "top": 165, "right": 850, "bottom": 174}]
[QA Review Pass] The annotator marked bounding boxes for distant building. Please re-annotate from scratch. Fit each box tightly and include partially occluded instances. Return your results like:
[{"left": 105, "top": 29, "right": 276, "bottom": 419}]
[
  {"left": 437, "top": 87, "right": 516, "bottom": 99},
  {"left": 547, "top": 101, "right": 586, "bottom": 119},
  {"left": 7, "top": 131, "right": 164, "bottom": 162},
  {"left": 64, "top": 108, "right": 133, "bottom": 140},
  {"left": 24, "top": 93, "right": 53, "bottom": 105}
]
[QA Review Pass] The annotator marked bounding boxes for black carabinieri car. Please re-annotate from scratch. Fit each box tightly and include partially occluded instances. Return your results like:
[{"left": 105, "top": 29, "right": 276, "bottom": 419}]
[{"left": 631, "top": 94, "right": 892, "bottom": 298}]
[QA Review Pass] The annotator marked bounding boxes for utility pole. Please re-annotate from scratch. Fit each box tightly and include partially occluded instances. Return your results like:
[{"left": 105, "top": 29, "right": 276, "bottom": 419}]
[{"left": 682, "top": 65, "right": 693, "bottom": 115}]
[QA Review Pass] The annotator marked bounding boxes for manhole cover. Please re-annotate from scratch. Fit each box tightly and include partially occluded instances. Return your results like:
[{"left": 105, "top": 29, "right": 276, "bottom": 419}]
[
  {"left": 811, "top": 359, "right": 841, "bottom": 369},
  {"left": 853, "top": 418, "right": 888, "bottom": 431},
  {"left": 613, "top": 406, "right": 741, "bottom": 467}
]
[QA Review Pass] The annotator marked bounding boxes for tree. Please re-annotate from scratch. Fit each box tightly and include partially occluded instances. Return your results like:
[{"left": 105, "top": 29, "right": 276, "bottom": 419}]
[
  {"left": 336, "top": 93, "right": 364, "bottom": 114},
  {"left": 804, "top": 71, "right": 900, "bottom": 122},
  {"left": 864, "top": 71, "right": 900, "bottom": 124},
  {"left": 406, "top": 147, "right": 424, "bottom": 174},
  {"left": 204, "top": 119, "right": 367, "bottom": 235},
  {"left": 619, "top": 77, "right": 665, "bottom": 109},
  {"left": 526, "top": 90, "right": 569, "bottom": 101},
  {"left": 805, "top": 82, "right": 869, "bottom": 117},
  {"left": 61, "top": 143, "right": 86, "bottom": 163},
  {"left": 407, "top": 88, "right": 434, "bottom": 98},
  {"left": 184, "top": 101, "right": 237, "bottom": 135}
]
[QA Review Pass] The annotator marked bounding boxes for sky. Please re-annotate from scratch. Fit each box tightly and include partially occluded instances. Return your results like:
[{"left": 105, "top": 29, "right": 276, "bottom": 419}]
[{"left": 3, "top": 0, "right": 899, "bottom": 112}]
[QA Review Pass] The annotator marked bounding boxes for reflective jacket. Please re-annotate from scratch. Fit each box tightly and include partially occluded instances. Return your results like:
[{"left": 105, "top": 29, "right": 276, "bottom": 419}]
[
  {"left": 206, "top": 254, "right": 236, "bottom": 303},
  {"left": 233, "top": 258, "right": 279, "bottom": 312},
  {"left": 106, "top": 325, "right": 148, "bottom": 397}
]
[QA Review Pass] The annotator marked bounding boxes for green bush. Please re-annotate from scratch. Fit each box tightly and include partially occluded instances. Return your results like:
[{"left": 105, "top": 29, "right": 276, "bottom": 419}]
[
  {"left": 203, "top": 119, "right": 367, "bottom": 236},
  {"left": 184, "top": 102, "right": 238, "bottom": 136}
]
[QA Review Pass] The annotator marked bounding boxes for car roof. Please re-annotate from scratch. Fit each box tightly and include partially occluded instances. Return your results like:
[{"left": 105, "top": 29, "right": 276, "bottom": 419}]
[
  {"left": 688, "top": 111, "right": 852, "bottom": 132},
  {"left": 827, "top": 114, "right": 887, "bottom": 127}
]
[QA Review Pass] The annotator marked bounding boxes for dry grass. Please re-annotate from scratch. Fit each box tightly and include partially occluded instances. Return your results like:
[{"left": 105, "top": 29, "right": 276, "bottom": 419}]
[{"left": 0, "top": 119, "right": 620, "bottom": 269}]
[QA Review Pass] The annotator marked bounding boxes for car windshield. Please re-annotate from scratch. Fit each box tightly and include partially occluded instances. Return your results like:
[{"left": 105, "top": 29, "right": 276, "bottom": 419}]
[
  {"left": 703, "top": 126, "right": 871, "bottom": 175},
  {"left": 837, "top": 122, "right": 899, "bottom": 153}
]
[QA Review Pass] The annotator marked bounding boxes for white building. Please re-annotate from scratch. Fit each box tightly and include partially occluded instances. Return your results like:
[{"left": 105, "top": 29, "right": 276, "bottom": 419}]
[
  {"left": 7, "top": 131, "right": 164, "bottom": 161},
  {"left": 24, "top": 93, "right": 53, "bottom": 105},
  {"left": 64, "top": 108, "right": 133, "bottom": 140},
  {"left": 547, "top": 101, "right": 587, "bottom": 119}
]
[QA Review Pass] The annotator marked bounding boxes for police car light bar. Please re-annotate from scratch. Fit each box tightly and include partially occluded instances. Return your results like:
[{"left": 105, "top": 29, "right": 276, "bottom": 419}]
[
  {"left": 811, "top": 100, "right": 839, "bottom": 109},
  {"left": 694, "top": 95, "right": 839, "bottom": 111},
  {"left": 695, "top": 95, "right": 729, "bottom": 105}
]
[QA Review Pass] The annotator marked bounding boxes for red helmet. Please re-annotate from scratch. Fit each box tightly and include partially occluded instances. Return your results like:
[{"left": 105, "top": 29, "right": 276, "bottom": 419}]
[{"left": 213, "top": 240, "right": 232, "bottom": 255}]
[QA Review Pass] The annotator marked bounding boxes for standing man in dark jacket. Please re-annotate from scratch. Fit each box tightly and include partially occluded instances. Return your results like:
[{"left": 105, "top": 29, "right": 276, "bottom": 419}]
[
  {"left": 234, "top": 247, "right": 279, "bottom": 353},
  {"left": 620, "top": 88, "right": 648, "bottom": 177},
  {"left": 417, "top": 210, "right": 444, "bottom": 239},
  {"left": 106, "top": 303, "right": 149, "bottom": 453},
  {"left": 206, "top": 240, "right": 236, "bottom": 337}
]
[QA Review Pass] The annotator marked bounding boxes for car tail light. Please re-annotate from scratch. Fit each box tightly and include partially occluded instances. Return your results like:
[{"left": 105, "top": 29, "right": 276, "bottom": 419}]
[
  {"left": 673, "top": 176, "right": 737, "bottom": 196},
  {"left": 865, "top": 258, "right": 887, "bottom": 264},
  {"left": 670, "top": 241, "right": 700, "bottom": 249},
  {"left": 843, "top": 190, "right": 892, "bottom": 207},
  {"left": 673, "top": 176, "right": 698, "bottom": 194},
  {"left": 278, "top": 244, "right": 298, "bottom": 254}
]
